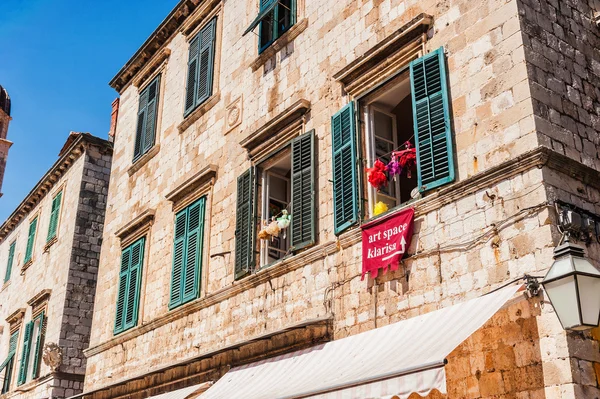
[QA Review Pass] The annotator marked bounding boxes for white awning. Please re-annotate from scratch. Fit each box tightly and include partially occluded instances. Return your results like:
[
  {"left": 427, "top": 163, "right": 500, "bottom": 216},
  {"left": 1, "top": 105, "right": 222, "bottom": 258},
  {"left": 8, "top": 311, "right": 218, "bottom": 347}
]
[
  {"left": 150, "top": 382, "right": 213, "bottom": 399},
  {"left": 199, "top": 284, "right": 522, "bottom": 399}
]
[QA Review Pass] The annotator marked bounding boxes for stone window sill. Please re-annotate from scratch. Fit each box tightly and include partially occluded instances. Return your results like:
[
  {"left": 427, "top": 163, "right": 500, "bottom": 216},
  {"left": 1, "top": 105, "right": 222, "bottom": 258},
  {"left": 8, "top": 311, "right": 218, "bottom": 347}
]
[
  {"left": 128, "top": 144, "right": 161, "bottom": 176},
  {"left": 250, "top": 18, "right": 308, "bottom": 72},
  {"left": 44, "top": 236, "right": 58, "bottom": 253},
  {"left": 1, "top": 280, "right": 10, "bottom": 293},
  {"left": 21, "top": 259, "right": 33, "bottom": 273},
  {"left": 178, "top": 93, "right": 221, "bottom": 134}
]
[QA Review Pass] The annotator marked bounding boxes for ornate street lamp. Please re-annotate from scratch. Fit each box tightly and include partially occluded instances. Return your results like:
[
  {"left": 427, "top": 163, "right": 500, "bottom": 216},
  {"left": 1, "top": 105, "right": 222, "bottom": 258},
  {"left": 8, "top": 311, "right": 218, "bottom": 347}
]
[{"left": 541, "top": 239, "right": 600, "bottom": 331}]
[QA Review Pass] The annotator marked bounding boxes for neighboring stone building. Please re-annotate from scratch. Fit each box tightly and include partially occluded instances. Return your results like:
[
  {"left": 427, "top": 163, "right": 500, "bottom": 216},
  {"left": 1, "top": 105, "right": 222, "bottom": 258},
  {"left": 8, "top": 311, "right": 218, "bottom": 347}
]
[
  {"left": 79, "top": 0, "right": 600, "bottom": 398},
  {"left": 0, "top": 85, "right": 13, "bottom": 198},
  {"left": 0, "top": 132, "right": 112, "bottom": 399}
]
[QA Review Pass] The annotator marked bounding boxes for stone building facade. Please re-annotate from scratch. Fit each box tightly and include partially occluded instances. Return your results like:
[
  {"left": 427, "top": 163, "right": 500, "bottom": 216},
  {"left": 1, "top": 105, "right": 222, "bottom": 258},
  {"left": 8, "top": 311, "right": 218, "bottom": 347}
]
[
  {"left": 81, "top": 0, "right": 600, "bottom": 397},
  {"left": 0, "top": 133, "right": 112, "bottom": 399},
  {"left": 0, "top": 85, "right": 13, "bottom": 198}
]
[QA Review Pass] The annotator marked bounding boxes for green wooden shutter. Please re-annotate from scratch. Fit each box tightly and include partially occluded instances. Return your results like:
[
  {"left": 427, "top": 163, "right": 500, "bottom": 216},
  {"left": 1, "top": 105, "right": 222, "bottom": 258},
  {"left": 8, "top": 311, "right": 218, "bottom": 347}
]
[
  {"left": 17, "top": 322, "right": 33, "bottom": 385},
  {"left": 114, "top": 237, "right": 144, "bottom": 334},
  {"left": 143, "top": 76, "right": 160, "bottom": 154},
  {"left": 331, "top": 102, "right": 359, "bottom": 235},
  {"left": 47, "top": 191, "right": 62, "bottom": 242},
  {"left": 133, "top": 88, "right": 149, "bottom": 160},
  {"left": 4, "top": 241, "right": 15, "bottom": 283},
  {"left": 184, "top": 35, "right": 200, "bottom": 115},
  {"left": 291, "top": 130, "right": 316, "bottom": 250},
  {"left": 24, "top": 217, "right": 38, "bottom": 264},
  {"left": 31, "top": 312, "right": 45, "bottom": 379},
  {"left": 169, "top": 211, "right": 187, "bottom": 308},
  {"left": 1, "top": 331, "right": 19, "bottom": 393},
  {"left": 196, "top": 19, "right": 216, "bottom": 106},
  {"left": 182, "top": 198, "right": 205, "bottom": 303},
  {"left": 235, "top": 168, "right": 255, "bottom": 280},
  {"left": 410, "top": 47, "right": 455, "bottom": 192},
  {"left": 114, "top": 246, "right": 131, "bottom": 334}
]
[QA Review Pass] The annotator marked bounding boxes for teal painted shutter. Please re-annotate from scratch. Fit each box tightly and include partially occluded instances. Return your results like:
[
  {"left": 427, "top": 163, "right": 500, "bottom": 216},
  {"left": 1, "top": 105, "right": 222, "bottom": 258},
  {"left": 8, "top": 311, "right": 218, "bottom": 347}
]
[
  {"left": 17, "top": 322, "right": 33, "bottom": 385},
  {"left": 235, "top": 168, "right": 255, "bottom": 280},
  {"left": 4, "top": 241, "right": 15, "bottom": 283},
  {"left": 291, "top": 130, "right": 316, "bottom": 250},
  {"left": 124, "top": 239, "right": 144, "bottom": 330},
  {"left": 1, "top": 331, "right": 19, "bottom": 393},
  {"left": 184, "top": 35, "right": 200, "bottom": 115},
  {"left": 331, "top": 103, "right": 359, "bottom": 235},
  {"left": 182, "top": 198, "right": 205, "bottom": 303},
  {"left": 47, "top": 191, "right": 62, "bottom": 241},
  {"left": 196, "top": 19, "right": 216, "bottom": 106},
  {"left": 114, "top": 246, "right": 131, "bottom": 333},
  {"left": 169, "top": 210, "right": 187, "bottom": 308},
  {"left": 134, "top": 88, "right": 149, "bottom": 160},
  {"left": 143, "top": 76, "right": 160, "bottom": 154},
  {"left": 410, "top": 47, "right": 455, "bottom": 192},
  {"left": 31, "top": 312, "right": 45, "bottom": 379},
  {"left": 24, "top": 217, "right": 38, "bottom": 263}
]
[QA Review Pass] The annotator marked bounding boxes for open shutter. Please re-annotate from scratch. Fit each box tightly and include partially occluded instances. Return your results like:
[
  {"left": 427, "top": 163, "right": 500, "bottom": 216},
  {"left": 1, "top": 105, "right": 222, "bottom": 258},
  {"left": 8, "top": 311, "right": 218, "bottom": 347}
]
[
  {"left": 196, "top": 19, "right": 216, "bottom": 106},
  {"left": 31, "top": 312, "right": 45, "bottom": 379},
  {"left": 235, "top": 168, "right": 255, "bottom": 280},
  {"left": 24, "top": 217, "right": 38, "bottom": 263},
  {"left": 17, "top": 322, "right": 33, "bottom": 385},
  {"left": 4, "top": 241, "right": 15, "bottom": 282},
  {"left": 134, "top": 88, "right": 149, "bottom": 160},
  {"left": 114, "top": 247, "right": 131, "bottom": 334},
  {"left": 47, "top": 191, "right": 62, "bottom": 241},
  {"left": 410, "top": 47, "right": 455, "bottom": 192},
  {"left": 291, "top": 130, "right": 316, "bottom": 250},
  {"left": 184, "top": 35, "right": 201, "bottom": 115},
  {"left": 331, "top": 103, "right": 359, "bottom": 235},
  {"left": 182, "top": 198, "right": 205, "bottom": 303},
  {"left": 169, "top": 211, "right": 187, "bottom": 308},
  {"left": 143, "top": 76, "right": 160, "bottom": 154},
  {"left": 124, "top": 238, "right": 144, "bottom": 330}
]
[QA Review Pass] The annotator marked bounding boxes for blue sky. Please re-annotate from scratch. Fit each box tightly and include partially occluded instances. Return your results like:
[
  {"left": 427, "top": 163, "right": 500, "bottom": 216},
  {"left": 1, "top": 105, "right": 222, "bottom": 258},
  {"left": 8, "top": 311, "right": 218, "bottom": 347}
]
[{"left": 0, "top": 0, "right": 179, "bottom": 222}]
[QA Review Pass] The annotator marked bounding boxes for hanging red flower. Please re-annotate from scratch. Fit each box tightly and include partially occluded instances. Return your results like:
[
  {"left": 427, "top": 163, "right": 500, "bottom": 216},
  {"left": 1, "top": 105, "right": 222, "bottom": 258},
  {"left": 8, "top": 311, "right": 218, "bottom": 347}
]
[
  {"left": 367, "top": 159, "right": 388, "bottom": 191},
  {"left": 393, "top": 141, "right": 417, "bottom": 178}
]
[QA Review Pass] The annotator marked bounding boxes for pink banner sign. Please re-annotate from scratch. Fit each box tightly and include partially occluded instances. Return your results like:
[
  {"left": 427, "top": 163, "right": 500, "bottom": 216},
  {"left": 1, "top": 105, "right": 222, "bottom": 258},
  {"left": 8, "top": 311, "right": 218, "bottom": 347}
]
[{"left": 361, "top": 207, "right": 415, "bottom": 279}]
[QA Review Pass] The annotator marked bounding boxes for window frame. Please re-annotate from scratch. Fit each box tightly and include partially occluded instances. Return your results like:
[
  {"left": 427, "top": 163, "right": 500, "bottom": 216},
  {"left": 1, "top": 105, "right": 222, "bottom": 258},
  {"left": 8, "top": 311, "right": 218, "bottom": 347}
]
[
  {"left": 4, "top": 240, "right": 16, "bottom": 283},
  {"left": 46, "top": 190, "right": 64, "bottom": 243},
  {"left": 113, "top": 237, "right": 146, "bottom": 335},
  {"left": 1, "top": 329, "right": 20, "bottom": 394},
  {"left": 133, "top": 74, "right": 162, "bottom": 162},
  {"left": 258, "top": 0, "right": 297, "bottom": 54},
  {"left": 23, "top": 215, "right": 39, "bottom": 265}
]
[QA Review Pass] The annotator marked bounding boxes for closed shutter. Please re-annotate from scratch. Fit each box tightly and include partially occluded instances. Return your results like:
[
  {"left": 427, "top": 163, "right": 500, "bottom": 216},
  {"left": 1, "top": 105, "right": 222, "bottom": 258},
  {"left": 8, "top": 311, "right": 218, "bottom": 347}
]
[
  {"left": 291, "top": 130, "right": 316, "bottom": 250},
  {"left": 169, "top": 198, "right": 206, "bottom": 309},
  {"left": 0, "top": 331, "right": 19, "bottom": 393},
  {"left": 134, "top": 88, "right": 149, "bottom": 160},
  {"left": 185, "top": 18, "right": 216, "bottom": 116},
  {"left": 24, "top": 217, "right": 38, "bottom": 263},
  {"left": 331, "top": 102, "right": 359, "bottom": 235},
  {"left": 4, "top": 241, "right": 15, "bottom": 282},
  {"left": 114, "top": 237, "right": 145, "bottom": 334},
  {"left": 31, "top": 312, "right": 45, "bottom": 379},
  {"left": 143, "top": 76, "right": 160, "bottom": 154},
  {"left": 410, "top": 47, "right": 455, "bottom": 192},
  {"left": 47, "top": 191, "right": 62, "bottom": 241},
  {"left": 235, "top": 168, "right": 255, "bottom": 280},
  {"left": 17, "top": 322, "right": 33, "bottom": 386}
]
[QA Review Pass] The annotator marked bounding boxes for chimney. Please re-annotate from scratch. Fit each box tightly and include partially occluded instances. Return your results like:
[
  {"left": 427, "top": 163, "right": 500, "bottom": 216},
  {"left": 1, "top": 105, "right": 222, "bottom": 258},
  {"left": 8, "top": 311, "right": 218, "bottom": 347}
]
[{"left": 108, "top": 98, "right": 120, "bottom": 143}]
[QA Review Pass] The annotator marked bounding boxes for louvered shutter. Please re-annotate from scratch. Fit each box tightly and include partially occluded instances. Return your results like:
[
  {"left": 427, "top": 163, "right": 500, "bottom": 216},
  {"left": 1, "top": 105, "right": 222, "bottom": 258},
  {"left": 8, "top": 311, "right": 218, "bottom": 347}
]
[
  {"left": 24, "top": 217, "right": 38, "bottom": 263},
  {"left": 169, "top": 210, "right": 187, "bottom": 308},
  {"left": 47, "top": 191, "right": 62, "bottom": 241},
  {"left": 182, "top": 198, "right": 205, "bottom": 303},
  {"left": 0, "top": 331, "right": 19, "bottom": 392},
  {"left": 331, "top": 103, "right": 359, "bottom": 235},
  {"left": 134, "top": 88, "right": 149, "bottom": 160},
  {"left": 410, "top": 47, "right": 455, "bottom": 192},
  {"left": 4, "top": 241, "right": 15, "bottom": 282},
  {"left": 114, "top": 246, "right": 131, "bottom": 333},
  {"left": 124, "top": 239, "right": 144, "bottom": 330},
  {"left": 17, "top": 322, "right": 33, "bottom": 385},
  {"left": 31, "top": 312, "right": 45, "bottom": 379},
  {"left": 184, "top": 35, "right": 200, "bottom": 116},
  {"left": 291, "top": 130, "right": 316, "bottom": 250},
  {"left": 235, "top": 168, "right": 255, "bottom": 280},
  {"left": 143, "top": 76, "right": 160, "bottom": 154},
  {"left": 197, "top": 19, "right": 216, "bottom": 106}
]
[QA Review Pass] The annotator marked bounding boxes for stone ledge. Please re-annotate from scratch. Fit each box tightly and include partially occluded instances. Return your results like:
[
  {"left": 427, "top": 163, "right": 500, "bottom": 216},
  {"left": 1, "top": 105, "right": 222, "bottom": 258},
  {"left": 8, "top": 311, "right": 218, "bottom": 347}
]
[
  {"left": 5, "top": 308, "right": 25, "bottom": 325},
  {"left": 115, "top": 209, "right": 156, "bottom": 247},
  {"left": 165, "top": 165, "right": 218, "bottom": 210},
  {"left": 178, "top": 93, "right": 221, "bottom": 134},
  {"left": 128, "top": 144, "right": 160, "bottom": 177},
  {"left": 132, "top": 48, "right": 171, "bottom": 89},
  {"left": 27, "top": 289, "right": 52, "bottom": 308},
  {"left": 250, "top": 19, "right": 308, "bottom": 72},
  {"left": 21, "top": 258, "right": 33, "bottom": 273},
  {"left": 43, "top": 236, "right": 58, "bottom": 253}
]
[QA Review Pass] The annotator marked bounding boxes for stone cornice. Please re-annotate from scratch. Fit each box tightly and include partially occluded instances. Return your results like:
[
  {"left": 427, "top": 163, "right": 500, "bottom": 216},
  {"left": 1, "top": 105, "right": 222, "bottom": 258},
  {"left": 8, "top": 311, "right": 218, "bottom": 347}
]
[
  {"left": 115, "top": 209, "right": 156, "bottom": 243},
  {"left": 27, "top": 289, "right": 52, "bottom": 308},
  {"left": 0, "top": 133, "right": 112, "bottom": 243},
  {"left": 165, "top": 165, "right": 218, "bottom": 208},
  {"left": 5, "top": 308, "right": 25, "bottom": 326}
]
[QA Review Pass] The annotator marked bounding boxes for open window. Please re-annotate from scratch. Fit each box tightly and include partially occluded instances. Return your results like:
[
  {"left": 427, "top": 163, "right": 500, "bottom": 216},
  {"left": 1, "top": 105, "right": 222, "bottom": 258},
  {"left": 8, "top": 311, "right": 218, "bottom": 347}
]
[{"left": 243, "top": 0, "right": 297, "bottom": 53}]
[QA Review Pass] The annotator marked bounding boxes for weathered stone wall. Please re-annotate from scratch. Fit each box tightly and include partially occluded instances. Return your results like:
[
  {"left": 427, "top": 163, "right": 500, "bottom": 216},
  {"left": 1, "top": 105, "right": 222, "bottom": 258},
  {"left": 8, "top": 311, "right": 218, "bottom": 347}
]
[{"left": 518, "top": 0, "right": 600, "bottom": 170}]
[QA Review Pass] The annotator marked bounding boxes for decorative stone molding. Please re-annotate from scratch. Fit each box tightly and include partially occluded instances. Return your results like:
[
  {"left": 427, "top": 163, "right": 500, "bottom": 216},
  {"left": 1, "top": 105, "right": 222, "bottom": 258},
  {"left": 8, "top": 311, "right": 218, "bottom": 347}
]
[
  {"left": 21, "top": 258, "right": 34, "bottom": 273},
  {"left": 27, "top": 289, "right": 52, "bottom": 316},
  {"left": 250, "top": 19, "right": 308, "bottom": 72},
  {"left": 132, "top": 48, "right": 171, "bottom": 89},
  {"left": 115, "top": 209, "right": 156, "bottom": 247},
  {"left": 177, "top": 93, "right": 221, "bottom": 134},
  {"left": 6, "top": 308, "right": 25, "bottom": 327},
  {"left": 42, "top": 342, "right": 63, "bottom": 372},
  {"left": 166, "top": 165, "right": 218, "bottom": 212},
  {"left": 225, "top": 96, "right": 243, "bottom": 134},
  {"left": 181, "top": 0, "right": 222, "bottom": 38},
  {"left": 240, "top": 99, "right": 310, "bottom": 161},
  {"left": 43, "top": 236, "right": 58, "bottom": 252},
  {"left": 127, "top": 144, "right": 161, "bottom": 176},
  {"left": 333, "top": 13, "right": 433, "bottom": 98}
]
